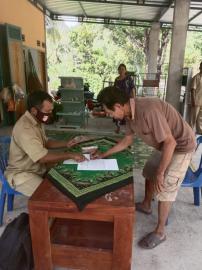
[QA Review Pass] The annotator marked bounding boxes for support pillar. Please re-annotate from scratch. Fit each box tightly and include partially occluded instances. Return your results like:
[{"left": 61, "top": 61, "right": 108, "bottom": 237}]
[
  {"left": 147, "top": 22, "right": 160, "bottom": 74},
  {"left": 145, "top": 22, "right": 160, "bottom": 96},
  {"left": 166, "top": 0, "right": 190, "bottom": 111}
]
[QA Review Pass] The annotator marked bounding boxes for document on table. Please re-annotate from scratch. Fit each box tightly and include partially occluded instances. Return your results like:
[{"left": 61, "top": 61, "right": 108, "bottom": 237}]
[{"left": 77, "top": 159, "right": 119, "bottom": 171}]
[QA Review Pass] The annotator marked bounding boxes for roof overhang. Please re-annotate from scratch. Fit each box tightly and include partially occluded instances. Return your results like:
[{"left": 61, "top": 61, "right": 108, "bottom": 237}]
[{"left": 28, "top": 0, "right": 202, "bottom": 31}]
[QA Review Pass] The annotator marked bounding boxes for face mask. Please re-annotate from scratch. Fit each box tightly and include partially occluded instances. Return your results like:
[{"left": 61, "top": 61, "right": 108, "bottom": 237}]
[{"left": 35, "top": 108, "right": 53, "bottom": 124}]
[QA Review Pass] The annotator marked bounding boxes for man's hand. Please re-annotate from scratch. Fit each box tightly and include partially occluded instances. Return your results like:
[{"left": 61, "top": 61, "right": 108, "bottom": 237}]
[
  {"left": 90, "top": 150, "right": 104, "bottom": 160},
  {"left": 66, "top": 136, "right": 91, "bottom": 148},
  {"left": 66, "top": 138, "right": 78, "bottom": 148},
  {"left": 154, "top": 172, "right": 165, "bottom": 193},
  {"left": 70, "top": 153, "right": 87, "bottom": 162}
]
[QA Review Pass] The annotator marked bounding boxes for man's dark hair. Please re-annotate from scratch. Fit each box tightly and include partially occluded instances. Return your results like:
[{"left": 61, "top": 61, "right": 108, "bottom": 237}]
[
  {"left": 27, "top": 91, "right": 53, "bottom": 112},
  {"left": 97, "top": 86, "right": 130, "bottom": 110}
]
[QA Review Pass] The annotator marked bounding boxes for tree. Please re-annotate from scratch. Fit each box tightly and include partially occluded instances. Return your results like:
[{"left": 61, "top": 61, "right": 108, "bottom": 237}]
[
  {"left": 46, "top": 21, "right": 202, "bottom": 96},
  {"left": 68, "top": 24, "right": 130, "bottom": 93},
  {"left": 184, "top": 31, "right": 202, "bottom": 70},
  {"left": 105, "top": 25, "right": 171, "bottom": 75},
  {"left": 46, "top": 21, "right": 76, "bottom": 89}
]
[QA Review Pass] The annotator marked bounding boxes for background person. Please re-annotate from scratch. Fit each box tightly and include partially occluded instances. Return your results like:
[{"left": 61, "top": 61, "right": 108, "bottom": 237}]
[
  {"left": 190, "top": 62, "right": 202, "bottom": 134},
  {"left": 114, "top": 63, "right": 136, "bottom": 133}
]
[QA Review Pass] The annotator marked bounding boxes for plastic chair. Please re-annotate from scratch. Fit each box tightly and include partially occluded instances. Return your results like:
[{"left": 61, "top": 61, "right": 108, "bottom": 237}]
[
  {"left": 181, "top": 135, "right": 202, "bottom": 206},
  {"left": 0, "top": 136, "right": 22, "bottom": 226},
  {"left": 196, "top": 135, "right": 202, "bottom": 147}
]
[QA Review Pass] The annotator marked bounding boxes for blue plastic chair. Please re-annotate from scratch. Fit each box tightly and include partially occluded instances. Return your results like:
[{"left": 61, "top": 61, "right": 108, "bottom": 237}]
[
  {"left": 0, "top": 136, "right": 22, "bottom": 226},
  {"left": 196, "top": 135, "right": 202, "bottom": 147},
  {"left": 181, "top": 135, "right": 202, "bottom": 206}
]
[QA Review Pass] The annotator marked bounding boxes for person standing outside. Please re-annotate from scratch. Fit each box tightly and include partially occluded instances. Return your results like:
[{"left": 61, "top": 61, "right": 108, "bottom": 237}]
[
  {"left": 114, "top": 64, "right": 136, "bottom": 133},
  {"left": 190, "top": 62, "right": 202, "bottom": 134}
]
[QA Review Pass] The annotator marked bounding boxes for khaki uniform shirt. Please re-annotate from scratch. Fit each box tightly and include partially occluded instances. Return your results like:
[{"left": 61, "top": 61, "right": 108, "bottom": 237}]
[
  {"left": 126, "top": 98, "right": 196, "bottom": 153},
  {"left": 191, "top": 72, "right": 202, "bottom": 106},
  {"left": 5, "top": 111, "right": 48, "bottom": 185}
]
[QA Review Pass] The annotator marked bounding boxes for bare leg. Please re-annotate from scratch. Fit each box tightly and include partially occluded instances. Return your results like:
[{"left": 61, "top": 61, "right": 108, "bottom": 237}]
[
  {"left": 136, "top": 179, "right": 153, "bottom": 213},
  {"left": 138, "top": 201, "right": 170, "bottom": 249},
  {"left": 143, "top": 179, "right": 154, "bottom": 208},
  {"left": 155, "top": 201, "right": 172, "bottom": 237},
  {"left": 138, "top": 195, "right": 172, "bottom": 248}
]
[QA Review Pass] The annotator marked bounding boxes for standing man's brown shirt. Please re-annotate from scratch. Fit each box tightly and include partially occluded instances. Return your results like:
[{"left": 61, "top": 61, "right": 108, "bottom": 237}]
[{"left": 126, "top": 98, "right": 196, "bottom": 153}]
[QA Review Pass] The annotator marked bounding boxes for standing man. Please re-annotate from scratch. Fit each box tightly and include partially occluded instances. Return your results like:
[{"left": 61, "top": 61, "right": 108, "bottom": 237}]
[
  {"left": 5, "top": 91, "right": 86, "bottom": 197},
  {"left": 94, "top": 86, "right": 196, "bottom": 249},
  {"left": 191, "top": 62, "right": 202, "bottom": 134}
]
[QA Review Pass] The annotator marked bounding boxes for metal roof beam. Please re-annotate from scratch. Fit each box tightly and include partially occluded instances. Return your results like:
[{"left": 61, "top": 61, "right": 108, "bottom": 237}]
[
  {"left": 161, "top": 22, "right": 202, "bottom": 31},
  {"left": 189, "top": 6, "right": 202, "bottom": 10},
  {"left": 54, "top": 17, "right": 151, "bottom": 28},
  {"left": 52, "top": 15, "right": 202, "bottom": 32},
  {"left": 189, "top": 10, "right": 202, "bottom": 22},
  {"left": 154, "top": 0, "right": 174, "bottom": 22},
  {"left": 61, "top": 0, "right": 169, "bottom": 8},
  {"left": 52, "top": 13, "right": 154, "bottom": 24},
  {"left": 53, "top": 14, "right": 151, "bottom": 24},
  {"left": 118, "top": 1, "right": 123, "bottom": 20},
  {"left": 78, "top": 1, "right": 88, "bottom": 17}
]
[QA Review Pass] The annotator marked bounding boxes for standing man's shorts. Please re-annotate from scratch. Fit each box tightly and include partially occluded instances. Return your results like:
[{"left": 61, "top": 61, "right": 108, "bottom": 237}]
[{"left": 143, "top": 151, "right": 193, "bottom": 201}]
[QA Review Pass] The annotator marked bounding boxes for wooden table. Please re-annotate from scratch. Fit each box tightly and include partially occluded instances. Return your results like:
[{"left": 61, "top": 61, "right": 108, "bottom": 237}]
[{"left": 28, "top": 179, "right": 135, "bottom": 270}]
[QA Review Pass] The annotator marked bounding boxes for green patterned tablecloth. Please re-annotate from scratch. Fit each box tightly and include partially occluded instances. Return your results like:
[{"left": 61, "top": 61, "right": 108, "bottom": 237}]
[
  {"left": 47, "top": 137, "right": 135, "bottom": 210},
  {"left": 46, "top": 130, "right": 153, "bottom": 169}
]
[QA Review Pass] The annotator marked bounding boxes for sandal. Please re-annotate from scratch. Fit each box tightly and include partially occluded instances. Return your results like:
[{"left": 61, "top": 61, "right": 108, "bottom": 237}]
[
  {"left": 138, "top": 232, "right": 166, "bottom": 249},
  {"left": 135, "top": 202, "right": 152, "bottom": 215}
]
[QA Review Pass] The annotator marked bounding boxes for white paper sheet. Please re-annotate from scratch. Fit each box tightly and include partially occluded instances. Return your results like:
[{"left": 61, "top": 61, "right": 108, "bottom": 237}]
[
  {"left": 77, "top": 159, "right": 119, "bottom": 171},
  {"left": 63, "top": 154, "right": 90, "bottom": 164}
]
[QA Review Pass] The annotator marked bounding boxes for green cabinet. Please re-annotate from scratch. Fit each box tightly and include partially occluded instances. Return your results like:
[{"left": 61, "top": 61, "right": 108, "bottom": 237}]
[{"left": 57, "top": 77, "right": 85, "bottom": 128}]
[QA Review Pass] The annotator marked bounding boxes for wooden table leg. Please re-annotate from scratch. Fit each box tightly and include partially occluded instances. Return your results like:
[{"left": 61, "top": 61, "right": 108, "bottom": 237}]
[
  {"left": 29, "top": 210, "right": 53, "bottom": 270},
  {"left": 112, "top": 214, "right": 134, "bottom": 270}
]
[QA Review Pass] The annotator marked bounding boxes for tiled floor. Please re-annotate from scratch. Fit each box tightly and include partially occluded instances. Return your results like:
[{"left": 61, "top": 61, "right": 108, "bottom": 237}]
[{"left": 0, "top": 118, "right": 202, "bottom": 270}]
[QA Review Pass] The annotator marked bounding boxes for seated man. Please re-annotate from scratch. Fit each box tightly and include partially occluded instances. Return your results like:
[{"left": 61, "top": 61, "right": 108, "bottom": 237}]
[
  {"left": 5, "top": 91, "right": 86, "bottom": 196},
  {"left": 93, "top": 86, "right": 196, "bottom": 249}
]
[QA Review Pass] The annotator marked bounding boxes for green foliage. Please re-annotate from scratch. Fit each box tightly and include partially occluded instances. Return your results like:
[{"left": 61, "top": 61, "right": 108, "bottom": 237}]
[
  {"left": 105, "top": 25, "right": 147, "bottom": 73},
  {"left": 46, "top": 21, "right": 202, "bottom": 96},
  {"left": 46, "top": 22, "right": 146, "bottom": 95},
  {"left": 185, "top": 31, "right": 202, "bottom": 67}
]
